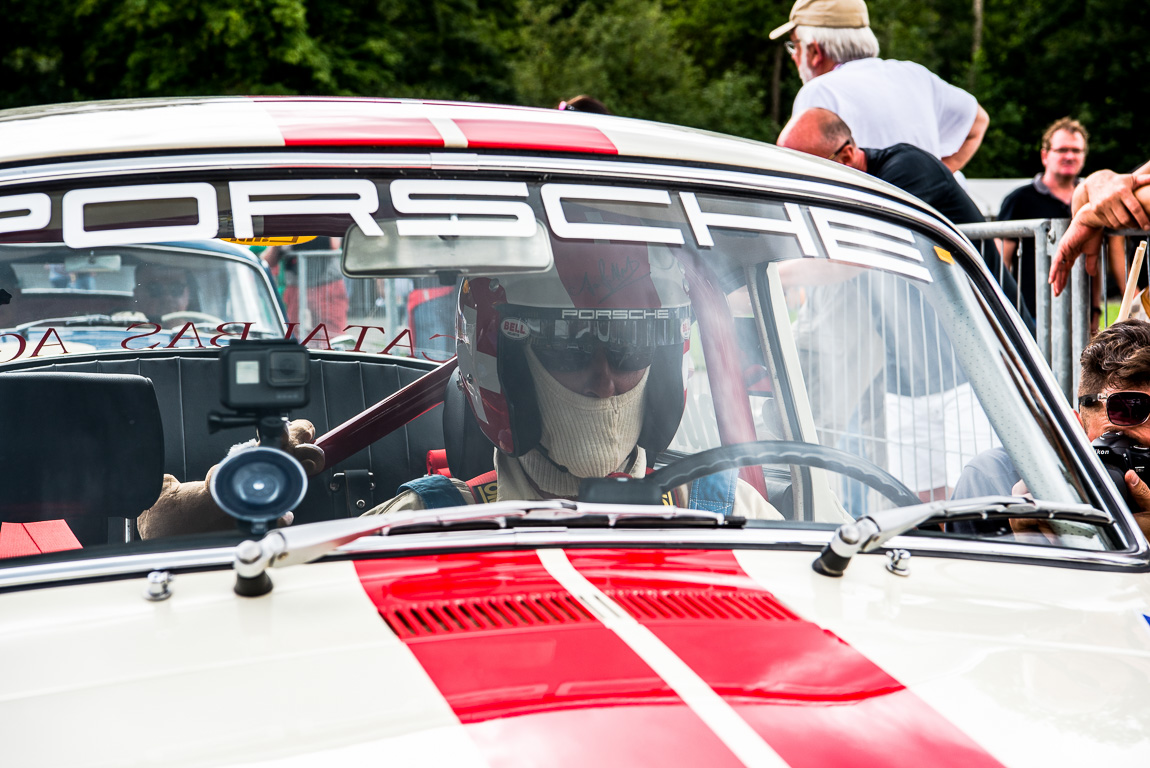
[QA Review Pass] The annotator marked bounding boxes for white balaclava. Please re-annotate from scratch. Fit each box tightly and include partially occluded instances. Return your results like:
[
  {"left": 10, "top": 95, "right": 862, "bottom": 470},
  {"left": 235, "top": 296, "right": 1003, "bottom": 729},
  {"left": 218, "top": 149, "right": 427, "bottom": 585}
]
[{"left": 519, "top": 346, "right": 648, "bottom": 495}]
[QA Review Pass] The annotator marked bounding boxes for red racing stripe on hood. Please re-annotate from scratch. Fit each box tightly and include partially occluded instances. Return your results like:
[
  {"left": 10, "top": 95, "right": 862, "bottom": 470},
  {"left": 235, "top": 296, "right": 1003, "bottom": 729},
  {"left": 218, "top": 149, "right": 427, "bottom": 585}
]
[
  {"left": 564, "top": 549, "right": 1005, "bottom": 768},
  {"left": 354, "top": 552, "right": 745, "bottom": 768}
]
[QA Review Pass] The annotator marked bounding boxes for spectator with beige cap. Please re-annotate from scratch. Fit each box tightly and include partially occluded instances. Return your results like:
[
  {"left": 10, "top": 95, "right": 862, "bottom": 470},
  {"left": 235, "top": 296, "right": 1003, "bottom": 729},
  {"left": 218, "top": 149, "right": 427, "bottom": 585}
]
[{"left": 771, "top": 0, "right": 989, "bottom": 174}]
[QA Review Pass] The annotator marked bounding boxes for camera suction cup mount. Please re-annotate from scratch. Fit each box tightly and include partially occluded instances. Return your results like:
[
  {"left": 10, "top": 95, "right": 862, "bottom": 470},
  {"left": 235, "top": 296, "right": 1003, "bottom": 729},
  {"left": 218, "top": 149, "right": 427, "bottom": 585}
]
[
  {"left": 207, "top": 340, "right": 312, "bottom": 541},
  {"left": 210, "top": 445, "right": 308, "bottom": 537}
]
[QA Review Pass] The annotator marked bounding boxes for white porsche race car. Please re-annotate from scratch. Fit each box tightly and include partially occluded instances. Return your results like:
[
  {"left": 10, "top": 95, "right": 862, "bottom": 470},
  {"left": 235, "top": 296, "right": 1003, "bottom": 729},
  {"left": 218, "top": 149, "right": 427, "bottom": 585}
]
[{"left": 0, "top": 98, "right": 1147, "bottom": 767}]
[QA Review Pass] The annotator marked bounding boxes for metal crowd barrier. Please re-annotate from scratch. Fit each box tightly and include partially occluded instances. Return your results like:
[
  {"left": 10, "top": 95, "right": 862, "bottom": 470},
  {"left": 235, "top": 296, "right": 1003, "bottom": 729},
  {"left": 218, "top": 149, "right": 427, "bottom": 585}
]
[
  {"left": 958, "top": 218, "right": 1080, "bottom": 400},
  {"left": 958, "top": 220, "right": 1150, "bottom": 403},
  {"left": 288, "top": 249, "right": 346, "bottom": 336}
]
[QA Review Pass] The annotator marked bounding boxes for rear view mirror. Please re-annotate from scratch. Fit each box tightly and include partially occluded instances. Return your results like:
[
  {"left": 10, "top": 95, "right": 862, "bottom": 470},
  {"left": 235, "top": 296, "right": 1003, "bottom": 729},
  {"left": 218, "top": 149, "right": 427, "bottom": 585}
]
[
  {"left": 63, "top": 253, "right": 122, "bottom": 273},
  {"left": 341, "top": 219, "right": 554, "bottom": 278}
]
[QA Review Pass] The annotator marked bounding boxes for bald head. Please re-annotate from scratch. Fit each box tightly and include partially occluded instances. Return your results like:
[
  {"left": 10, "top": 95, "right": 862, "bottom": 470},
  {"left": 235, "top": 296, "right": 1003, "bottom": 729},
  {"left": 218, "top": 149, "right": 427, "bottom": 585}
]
[{"left": 777, "top": 108, "right": 863, "bottom": 170}]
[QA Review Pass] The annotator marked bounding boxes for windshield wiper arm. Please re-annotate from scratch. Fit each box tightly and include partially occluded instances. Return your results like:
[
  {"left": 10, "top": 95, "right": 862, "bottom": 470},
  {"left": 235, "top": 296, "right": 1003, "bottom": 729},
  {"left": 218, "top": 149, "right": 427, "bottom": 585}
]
[
  {"left": 16, "top": 314, "right": 119, "bottom": 330},
  {"left": 232, "top": 501, "right": 733, "bottom": 596},
  {"left": 813, "top": 496, "right": 1112, "bottom": 577}
]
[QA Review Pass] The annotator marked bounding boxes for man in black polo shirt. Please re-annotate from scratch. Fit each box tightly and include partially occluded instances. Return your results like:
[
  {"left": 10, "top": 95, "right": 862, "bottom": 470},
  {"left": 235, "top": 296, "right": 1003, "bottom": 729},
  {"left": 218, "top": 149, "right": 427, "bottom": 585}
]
[
  {"left": 778, "top": 107, "right": 1033, "bottom": 331},
  {"left": 778, "top": 108, "right": 1023, "bottom": 504},
  {"left": 998, "top": 118, "right": 1087, "bottom": 319}
]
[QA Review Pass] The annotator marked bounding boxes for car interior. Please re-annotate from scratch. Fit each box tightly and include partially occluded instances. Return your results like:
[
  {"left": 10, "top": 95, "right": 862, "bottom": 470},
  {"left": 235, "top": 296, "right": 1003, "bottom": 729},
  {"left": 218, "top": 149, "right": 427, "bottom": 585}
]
[{"left": 0, "top": 349, "right": 454, "bottom": 547}]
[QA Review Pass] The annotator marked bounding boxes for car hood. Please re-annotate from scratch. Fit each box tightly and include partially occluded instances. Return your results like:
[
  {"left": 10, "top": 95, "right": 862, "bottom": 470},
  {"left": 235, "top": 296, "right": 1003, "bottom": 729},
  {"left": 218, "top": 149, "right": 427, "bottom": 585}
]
[{"left": 2, "top": 546, "right": 1149, "bottom": 766}]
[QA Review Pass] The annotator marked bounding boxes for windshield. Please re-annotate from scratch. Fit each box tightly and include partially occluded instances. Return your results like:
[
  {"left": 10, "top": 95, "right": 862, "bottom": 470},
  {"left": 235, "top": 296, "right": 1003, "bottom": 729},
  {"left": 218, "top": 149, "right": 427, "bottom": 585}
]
[
  {"left": 0, "top": 167, "right": 1119, "bottom": 566},
  {"left": 0, "top": 242, "right": 282, "bottom": 359}
]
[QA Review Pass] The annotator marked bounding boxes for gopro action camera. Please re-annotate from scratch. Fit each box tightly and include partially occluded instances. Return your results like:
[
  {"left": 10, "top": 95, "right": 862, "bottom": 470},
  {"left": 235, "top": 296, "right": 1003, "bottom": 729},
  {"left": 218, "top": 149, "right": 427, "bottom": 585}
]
[{"left": 220, "top": 339, "right": 310, "bottom": 412}]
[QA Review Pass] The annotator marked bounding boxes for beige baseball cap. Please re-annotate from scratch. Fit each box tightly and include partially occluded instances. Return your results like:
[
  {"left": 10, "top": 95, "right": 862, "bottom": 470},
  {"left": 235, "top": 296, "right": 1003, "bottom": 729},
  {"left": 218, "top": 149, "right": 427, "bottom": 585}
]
[{"left": 768, "top": 0, "right": 870, "bottom": 40}]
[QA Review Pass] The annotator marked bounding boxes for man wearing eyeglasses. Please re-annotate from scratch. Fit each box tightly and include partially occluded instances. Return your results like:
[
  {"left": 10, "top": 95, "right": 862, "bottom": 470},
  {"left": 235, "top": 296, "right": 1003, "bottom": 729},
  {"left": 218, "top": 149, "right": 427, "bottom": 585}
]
[
  {"left": 779, "top": 107, "right": 1023, "bottom": 504},
  {"left": 998, "top": 118, "right": 1089, "bottom": 321},
  {"left": 770, "top": 0, "right": 989, "bottom": 174}
]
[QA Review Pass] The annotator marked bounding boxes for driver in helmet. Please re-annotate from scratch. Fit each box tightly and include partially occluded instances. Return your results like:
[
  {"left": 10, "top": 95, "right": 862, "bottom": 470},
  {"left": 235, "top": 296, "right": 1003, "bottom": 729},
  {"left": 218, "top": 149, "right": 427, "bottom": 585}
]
[{"left": 363, "top": 240, "right": 781, "bottom": 519}]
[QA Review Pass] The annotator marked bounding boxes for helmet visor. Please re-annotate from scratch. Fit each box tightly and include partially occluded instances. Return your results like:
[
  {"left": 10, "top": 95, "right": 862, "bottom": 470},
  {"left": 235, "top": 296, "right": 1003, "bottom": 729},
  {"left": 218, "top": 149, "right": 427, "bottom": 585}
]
[{"left": 499, "top": 305, "right": 691, "bottom": 373}]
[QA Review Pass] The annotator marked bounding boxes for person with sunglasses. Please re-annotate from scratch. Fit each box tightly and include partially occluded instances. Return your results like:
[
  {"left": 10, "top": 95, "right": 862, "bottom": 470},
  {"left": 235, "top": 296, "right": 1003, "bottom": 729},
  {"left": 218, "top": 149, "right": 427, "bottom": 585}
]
[
  {"left": 135, "top": 241, "right": 782, "bottom": 539},
  {"left": 953, "top": 320, "right": 1150, "bottom": 539}
]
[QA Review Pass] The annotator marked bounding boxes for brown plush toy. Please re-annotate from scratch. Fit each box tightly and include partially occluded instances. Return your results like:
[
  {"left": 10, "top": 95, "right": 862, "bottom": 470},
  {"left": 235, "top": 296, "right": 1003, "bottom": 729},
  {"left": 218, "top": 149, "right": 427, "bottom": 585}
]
[{"left": 137, "top": 419, "right": 325, "bottom": 539}]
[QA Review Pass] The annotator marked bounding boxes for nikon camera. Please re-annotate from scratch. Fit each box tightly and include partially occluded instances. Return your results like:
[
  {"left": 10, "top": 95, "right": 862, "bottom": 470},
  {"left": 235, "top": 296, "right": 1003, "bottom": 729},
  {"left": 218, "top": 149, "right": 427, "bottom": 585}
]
[{"left": 1092, "top": 431, "right": 1150, "bottom": 507}]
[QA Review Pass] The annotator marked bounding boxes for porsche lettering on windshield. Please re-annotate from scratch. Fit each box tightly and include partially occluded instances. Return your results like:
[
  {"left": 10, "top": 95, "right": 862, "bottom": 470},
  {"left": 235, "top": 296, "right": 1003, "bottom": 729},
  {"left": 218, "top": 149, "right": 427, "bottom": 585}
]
[{"left": 0, "top": 180, "right": 932, "bottom": 282}]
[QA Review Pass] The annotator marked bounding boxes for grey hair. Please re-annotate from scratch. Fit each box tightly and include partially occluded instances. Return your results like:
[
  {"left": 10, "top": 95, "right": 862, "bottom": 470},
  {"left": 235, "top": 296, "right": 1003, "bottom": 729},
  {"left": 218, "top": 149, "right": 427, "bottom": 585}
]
[{"left": 794, "top": 25, "right": 880, "bottom": 64}]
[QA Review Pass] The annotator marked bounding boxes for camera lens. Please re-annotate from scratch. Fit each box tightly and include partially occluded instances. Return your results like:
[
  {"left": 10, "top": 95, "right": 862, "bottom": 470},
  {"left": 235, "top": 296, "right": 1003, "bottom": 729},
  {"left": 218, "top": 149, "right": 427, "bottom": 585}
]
[
  {"left": 232, "top": 461, "right": 288, "bottom": 506},
  {"left": 269, "top": 350, "right": 307, "bottom": 385}
]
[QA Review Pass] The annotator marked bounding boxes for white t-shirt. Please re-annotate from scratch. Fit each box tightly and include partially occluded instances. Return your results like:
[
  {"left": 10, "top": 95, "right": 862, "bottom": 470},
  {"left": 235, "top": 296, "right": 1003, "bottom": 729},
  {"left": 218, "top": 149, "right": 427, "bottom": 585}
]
[{"left": 792, "top": 58, "right": 979, "bottom": 159}]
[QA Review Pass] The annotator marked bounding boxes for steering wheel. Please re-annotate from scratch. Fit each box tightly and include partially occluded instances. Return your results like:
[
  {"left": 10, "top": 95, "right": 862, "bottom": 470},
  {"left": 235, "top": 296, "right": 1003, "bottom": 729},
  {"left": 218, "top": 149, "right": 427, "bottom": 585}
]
[
  {"left": 646, "top": 440, "right": 921, "bottom": 508},
  {"left": 161, "top": 310, "right": 225, "bottom": 327}
]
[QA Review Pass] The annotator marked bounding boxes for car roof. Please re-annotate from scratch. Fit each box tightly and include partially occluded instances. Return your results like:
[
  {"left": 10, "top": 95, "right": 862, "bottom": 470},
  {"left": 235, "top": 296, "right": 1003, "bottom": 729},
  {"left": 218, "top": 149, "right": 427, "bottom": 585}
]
[{"left": 0, "top": 96, "right": 927, "bottom": 209}]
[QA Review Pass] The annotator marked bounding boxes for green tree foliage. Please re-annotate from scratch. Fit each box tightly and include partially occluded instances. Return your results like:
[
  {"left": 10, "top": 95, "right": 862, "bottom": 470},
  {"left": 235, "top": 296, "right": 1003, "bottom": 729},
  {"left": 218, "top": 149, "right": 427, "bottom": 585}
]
[
  {"left": 3, "top": 0, "right": 1149, "bottom": 177},
  {"left": 972, "top": 0, "right": 1150, "bottom": 178},
  {"left": 3, "top": 0, "right": 335, "bottom": 105},
  {"left": 511, "top": 0, "right": 769, "bottom": 141},
  {"left": 363, "top": 0, "right": 520, "bottom": 102},
  {"left": 663, "top": 0, "right": 795, "bottom": 129},
  {"left": 1, "top": 0, "right": 518, "bottom": 107}
]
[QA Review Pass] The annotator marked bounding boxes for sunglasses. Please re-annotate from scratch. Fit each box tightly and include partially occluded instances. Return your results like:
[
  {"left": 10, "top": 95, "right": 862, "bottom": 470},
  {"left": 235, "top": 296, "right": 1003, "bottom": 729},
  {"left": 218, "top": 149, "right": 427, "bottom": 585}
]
[
  {"left": 1078, "top": 391, "right": 1150, "bottom": 427},
  {"left": 531, "top": 340, "right": 658, "bottom": 374},
  {"left": 827, "top": 138, "right": 852, "bottom": 162}
]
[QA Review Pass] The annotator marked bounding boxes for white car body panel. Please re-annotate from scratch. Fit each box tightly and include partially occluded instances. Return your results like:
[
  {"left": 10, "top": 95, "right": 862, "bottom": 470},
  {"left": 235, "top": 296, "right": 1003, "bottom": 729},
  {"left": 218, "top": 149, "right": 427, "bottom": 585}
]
[
  {"left": 0, "top": 561, "right": 485, "bottom": 767},
  {"left": 735, "top": 549, "right": 1150, "bottom": 764},
  {"left": 1, "top": 548, "right": 1148, "bottom": 765}
]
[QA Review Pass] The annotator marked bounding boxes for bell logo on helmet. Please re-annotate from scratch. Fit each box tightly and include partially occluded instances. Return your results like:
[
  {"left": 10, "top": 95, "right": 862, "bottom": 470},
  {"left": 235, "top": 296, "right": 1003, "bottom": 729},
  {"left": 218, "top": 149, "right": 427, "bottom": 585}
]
[{"left": 501, "top": 318, "right": 530, "bottom": 340}]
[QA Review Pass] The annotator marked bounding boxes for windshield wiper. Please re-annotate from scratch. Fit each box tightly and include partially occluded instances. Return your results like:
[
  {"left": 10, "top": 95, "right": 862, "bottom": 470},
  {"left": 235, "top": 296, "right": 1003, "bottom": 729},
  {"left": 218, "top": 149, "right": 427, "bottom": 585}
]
[
  {"left": 16, "top": 314, "right": 123, "bottom": 330},
  {"left": 231, "top": 501, "right": 738, "bottom": 596},
  {"left": 813, "top": 495, "right": 1112, "bottom": 577}
]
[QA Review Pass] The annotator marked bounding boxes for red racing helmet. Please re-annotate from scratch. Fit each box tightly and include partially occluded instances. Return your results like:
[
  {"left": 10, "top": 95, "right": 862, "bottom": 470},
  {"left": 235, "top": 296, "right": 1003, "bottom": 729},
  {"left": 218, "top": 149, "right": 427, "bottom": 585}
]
[{"left": 456, "top": 238, "right": 692, "bottom": 457}]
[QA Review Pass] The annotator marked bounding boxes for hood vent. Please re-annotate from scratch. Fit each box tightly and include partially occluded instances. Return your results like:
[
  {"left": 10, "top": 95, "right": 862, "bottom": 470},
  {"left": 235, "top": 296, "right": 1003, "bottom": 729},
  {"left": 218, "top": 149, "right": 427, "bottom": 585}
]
[
  {"left": 382, "top": 588, "right": 796, "bottom": 639},
  {"left": 609, "top": 590, "right": 798, "bottom": 622},
  {"left": 383, "top": 592, "right": 596, "bottom": 638}
]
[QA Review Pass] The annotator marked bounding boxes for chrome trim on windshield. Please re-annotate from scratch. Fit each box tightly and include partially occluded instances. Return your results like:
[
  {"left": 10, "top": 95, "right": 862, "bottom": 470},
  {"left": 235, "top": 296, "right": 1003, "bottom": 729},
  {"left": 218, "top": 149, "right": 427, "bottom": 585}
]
[
  {"left": 1, "top": 525, "right": 1145, "bottom": 591},
  {"left": 0, "top": 547, "right": 236, "bottom": 590}
]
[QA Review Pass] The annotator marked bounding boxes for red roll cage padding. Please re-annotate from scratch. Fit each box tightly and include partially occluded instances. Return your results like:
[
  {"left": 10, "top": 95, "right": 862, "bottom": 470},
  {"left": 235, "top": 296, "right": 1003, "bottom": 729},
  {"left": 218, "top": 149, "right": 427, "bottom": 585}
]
[
  {"left": 681, "top": 256, "right": 770, "bottom": 501},
  {"left": 315, "top": 358, "right": 458, "bottom": 468}
]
